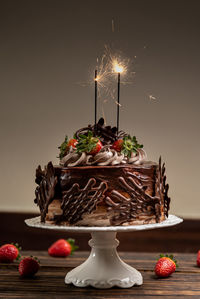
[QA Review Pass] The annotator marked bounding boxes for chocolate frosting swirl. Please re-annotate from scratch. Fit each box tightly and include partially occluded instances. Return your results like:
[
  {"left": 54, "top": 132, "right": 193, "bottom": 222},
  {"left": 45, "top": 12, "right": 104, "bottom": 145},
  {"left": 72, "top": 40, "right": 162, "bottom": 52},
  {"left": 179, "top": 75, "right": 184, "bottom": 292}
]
[{"left": 60, "top": 146, "right": 147, "bottom": 167}]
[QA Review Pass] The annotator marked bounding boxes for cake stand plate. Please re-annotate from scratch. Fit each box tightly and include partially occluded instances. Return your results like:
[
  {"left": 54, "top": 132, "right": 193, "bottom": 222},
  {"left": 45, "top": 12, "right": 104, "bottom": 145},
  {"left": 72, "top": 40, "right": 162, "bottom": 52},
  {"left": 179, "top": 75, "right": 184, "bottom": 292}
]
[{"left": 25, "top": 215, "right": 183, "bottom": 289}]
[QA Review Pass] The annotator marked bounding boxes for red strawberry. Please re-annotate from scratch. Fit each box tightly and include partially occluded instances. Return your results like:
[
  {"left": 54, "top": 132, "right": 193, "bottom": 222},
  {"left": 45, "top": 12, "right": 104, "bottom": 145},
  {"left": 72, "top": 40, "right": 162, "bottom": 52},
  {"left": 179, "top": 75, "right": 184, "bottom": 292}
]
[
  {"left": 48, "top": 238, "right": 78, "bottom": 257},
  {"left": 68, "top": 138, "right": 78, "bottom": 148},
  {"left": 0, "top": 243, "right": 21, "bottom": 263},
  {"left": 155, "top": 254, "right": 178, "bottom": 278},
  {"left": 111, "top": 139, "right": 123, "bottom": 152},
  {"left": 197, "top": 250, "right": 200, "bottom": 267},
  {"left": 19, "top": 257, "right": 40, "bottom": 277},
  {"left": 88, "top": 140, "right": 103, "bottom": 155}
]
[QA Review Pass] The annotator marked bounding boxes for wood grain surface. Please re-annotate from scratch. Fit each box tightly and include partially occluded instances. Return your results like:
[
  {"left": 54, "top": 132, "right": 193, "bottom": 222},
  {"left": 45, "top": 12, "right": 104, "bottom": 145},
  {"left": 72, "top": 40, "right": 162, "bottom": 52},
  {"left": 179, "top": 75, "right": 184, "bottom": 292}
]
[{"left": 0, "top": 251, "right": 200, "bottom": 298}]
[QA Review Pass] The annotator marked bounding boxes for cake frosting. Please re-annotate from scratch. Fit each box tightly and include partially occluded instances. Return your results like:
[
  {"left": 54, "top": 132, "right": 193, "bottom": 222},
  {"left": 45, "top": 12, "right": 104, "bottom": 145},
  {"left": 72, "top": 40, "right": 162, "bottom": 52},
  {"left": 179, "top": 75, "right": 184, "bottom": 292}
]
[
  {"left": 60, "top": 145, "right": 147, "bottom": 167},
  {"left": 34, "top": 118, "right": 170, "bottom": 226}
]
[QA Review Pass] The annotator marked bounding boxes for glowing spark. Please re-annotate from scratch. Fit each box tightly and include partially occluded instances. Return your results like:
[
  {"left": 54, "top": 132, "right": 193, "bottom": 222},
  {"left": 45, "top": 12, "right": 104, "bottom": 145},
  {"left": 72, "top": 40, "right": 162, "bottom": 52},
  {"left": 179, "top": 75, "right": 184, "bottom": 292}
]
[
  {"left": 149, "top": 95, "right": 157, "bottom": 100},
  {"left": 113, "top": 61, "right": 124, "bottom": 73},
  {"left": 79, "top": 45, "right": 135, "bottom": 115},
  {"left": 115, "top": 101, "right": 122, "bottom": 107}
]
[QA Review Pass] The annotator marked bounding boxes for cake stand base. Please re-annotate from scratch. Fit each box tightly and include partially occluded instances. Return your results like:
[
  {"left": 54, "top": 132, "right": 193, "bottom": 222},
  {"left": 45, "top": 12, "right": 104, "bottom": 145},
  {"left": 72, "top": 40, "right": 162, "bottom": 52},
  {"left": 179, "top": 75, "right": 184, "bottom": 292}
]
[{"left": 65, "top": 232, "right": 142, "bottom": 289}]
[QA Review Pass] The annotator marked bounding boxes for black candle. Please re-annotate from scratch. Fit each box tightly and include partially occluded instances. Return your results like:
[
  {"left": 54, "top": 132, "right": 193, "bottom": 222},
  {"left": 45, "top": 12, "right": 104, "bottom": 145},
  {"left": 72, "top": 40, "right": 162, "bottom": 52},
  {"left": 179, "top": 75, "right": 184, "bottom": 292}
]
[
  {"left": 117, "top": 72, "right": 120, "bottom": 134},
  {"left": 95, "top": 69, "right": 98, "bottom": 132},
  {"left": 113, "top": 61, "right": 124, "bottom": 135}
]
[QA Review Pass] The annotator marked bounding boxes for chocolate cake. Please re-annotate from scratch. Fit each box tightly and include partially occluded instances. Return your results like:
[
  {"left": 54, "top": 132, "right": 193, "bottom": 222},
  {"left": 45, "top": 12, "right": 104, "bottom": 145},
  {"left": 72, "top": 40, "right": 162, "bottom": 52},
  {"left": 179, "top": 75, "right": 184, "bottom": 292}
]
[{"left": 34, "top": 118, "right": 170, "bottom": 226}]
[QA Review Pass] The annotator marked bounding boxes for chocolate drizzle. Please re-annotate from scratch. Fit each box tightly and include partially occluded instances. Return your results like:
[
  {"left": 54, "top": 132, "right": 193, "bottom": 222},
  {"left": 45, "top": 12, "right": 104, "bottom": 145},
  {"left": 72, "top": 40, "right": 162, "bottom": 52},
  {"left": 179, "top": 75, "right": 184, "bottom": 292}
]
[
  {"left": 57, "top": 178, "right": 108, "bottom": 224},
  {"left": 34, "top": 162, "right": 58, "bottom": 222},
  {"left": 105, "top": 171, "right": 161, "bottom": 225},
  {"left": 75, "top": 118, "right": 128, "bottom": 145}
]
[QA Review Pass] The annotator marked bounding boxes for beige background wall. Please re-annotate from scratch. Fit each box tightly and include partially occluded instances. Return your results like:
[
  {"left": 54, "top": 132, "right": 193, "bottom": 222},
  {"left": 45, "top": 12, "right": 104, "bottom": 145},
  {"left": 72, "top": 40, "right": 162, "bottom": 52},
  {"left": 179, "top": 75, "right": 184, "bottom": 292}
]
[{"left": 0, "top": 0, "right": 200, "bottom": 218}]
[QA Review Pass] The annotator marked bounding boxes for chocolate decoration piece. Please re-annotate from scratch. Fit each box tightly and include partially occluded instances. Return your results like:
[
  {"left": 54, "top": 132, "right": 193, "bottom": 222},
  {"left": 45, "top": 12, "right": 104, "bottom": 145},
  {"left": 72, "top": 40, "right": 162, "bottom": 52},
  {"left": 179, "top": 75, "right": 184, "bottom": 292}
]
[
  {"left": 75, "top": 118, "right": 128, "bottom": 145},
  {"left": 57, "top": 178, "right": 108, "bottom": 224},
  {"left": 35, "top": 165, "right": 44, "bottom": 185},
  {"left": 105, "top": 171, "right": 161, "bottom": 226},
  {"left": 156, "top": 157, "right": 171, "bottom": 217},
  {"left": 35, "top": 162, "right": 58, "bottom": 222}
]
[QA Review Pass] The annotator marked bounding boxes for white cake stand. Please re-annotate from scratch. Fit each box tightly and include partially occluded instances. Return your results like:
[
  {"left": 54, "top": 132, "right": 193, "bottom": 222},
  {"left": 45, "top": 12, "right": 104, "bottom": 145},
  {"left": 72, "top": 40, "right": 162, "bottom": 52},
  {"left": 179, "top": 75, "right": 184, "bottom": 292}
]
[{"left": 25, "top": 215, "right": 183, "bottom": 289}]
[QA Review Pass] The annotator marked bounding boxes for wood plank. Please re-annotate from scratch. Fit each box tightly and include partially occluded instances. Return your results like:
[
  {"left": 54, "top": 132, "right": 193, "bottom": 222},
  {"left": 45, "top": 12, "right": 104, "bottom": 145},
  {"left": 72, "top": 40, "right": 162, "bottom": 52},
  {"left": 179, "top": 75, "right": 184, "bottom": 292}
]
[
  {"left": 0, "top": 270, "right": 200, "bottom": 297},
  {"left": 0, "top": 252, "right": 200, "bottom": 297}
]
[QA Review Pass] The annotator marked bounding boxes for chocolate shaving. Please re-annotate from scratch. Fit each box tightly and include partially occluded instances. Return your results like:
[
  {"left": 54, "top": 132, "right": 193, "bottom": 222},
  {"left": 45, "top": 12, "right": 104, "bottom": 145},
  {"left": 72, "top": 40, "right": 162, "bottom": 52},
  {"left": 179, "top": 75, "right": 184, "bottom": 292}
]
[
  {"left": 34, "top": 162, "right": 58, "bottom": 222},
  {"left": 75, "top": 118, "right": 128, "bottom": 145},
  {"left": 57, "top": 178, "right": 108, "bottom": 224}
]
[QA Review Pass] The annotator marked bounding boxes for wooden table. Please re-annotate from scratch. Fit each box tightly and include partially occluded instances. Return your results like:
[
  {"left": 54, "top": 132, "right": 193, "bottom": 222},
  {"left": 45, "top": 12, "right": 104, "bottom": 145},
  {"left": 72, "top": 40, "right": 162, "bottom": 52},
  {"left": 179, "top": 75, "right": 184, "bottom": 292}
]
[{"left": 0, "top": 251, "right": 200, "bottom": 298}]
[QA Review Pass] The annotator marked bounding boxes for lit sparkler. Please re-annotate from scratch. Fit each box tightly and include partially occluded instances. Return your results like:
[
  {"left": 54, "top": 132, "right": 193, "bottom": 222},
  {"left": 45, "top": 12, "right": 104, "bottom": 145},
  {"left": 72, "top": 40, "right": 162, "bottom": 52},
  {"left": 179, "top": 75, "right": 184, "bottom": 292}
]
[
  {"left": 112, "top": 60, "right": 124, "bottom": 133},
  {"left": 80, "top": 45, "right": 133, "bottom": 127}
]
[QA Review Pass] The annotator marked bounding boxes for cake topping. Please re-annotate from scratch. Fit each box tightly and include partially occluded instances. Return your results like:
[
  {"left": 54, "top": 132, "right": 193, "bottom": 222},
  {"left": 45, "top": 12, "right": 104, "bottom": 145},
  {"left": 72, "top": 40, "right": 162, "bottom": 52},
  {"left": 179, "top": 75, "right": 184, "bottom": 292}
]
[
  {"left": 59, "top": 118, "right": 146, "bottom": 167},
  {"left": 76, "top": 131, "right": 103, "bottom": 155}
]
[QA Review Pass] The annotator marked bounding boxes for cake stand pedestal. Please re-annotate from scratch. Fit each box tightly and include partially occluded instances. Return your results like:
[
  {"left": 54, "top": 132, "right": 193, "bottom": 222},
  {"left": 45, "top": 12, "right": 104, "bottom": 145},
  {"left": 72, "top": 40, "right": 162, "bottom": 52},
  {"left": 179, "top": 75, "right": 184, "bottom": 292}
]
[
  {"left": 25, "top": 214, "right": 183, "bottom": 289},
  {"left": 66, "top": 231, "right": 142, "bottom": 288}
]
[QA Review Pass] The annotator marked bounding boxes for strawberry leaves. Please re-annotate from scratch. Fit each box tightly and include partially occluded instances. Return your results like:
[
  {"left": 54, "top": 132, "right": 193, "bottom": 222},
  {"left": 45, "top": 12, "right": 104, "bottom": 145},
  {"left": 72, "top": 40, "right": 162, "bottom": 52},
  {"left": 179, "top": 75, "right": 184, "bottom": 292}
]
[
  {"left": 58, "top": 130, "right": 143, "bottom": 159},
  {"left": 29, "top": 255, "right": 41, "bottom": 264},
  {"left": 66, "top": 238, "right": 79, "bottom": 255},
  {"left": 121, "top": 135, "right": 143, "bottom": 158},
  {"left": 76, "top": 131, "right": 101, "bottom": 154},
  {"left": 58, "top": 136, "right": 68, "bottom": 159}
]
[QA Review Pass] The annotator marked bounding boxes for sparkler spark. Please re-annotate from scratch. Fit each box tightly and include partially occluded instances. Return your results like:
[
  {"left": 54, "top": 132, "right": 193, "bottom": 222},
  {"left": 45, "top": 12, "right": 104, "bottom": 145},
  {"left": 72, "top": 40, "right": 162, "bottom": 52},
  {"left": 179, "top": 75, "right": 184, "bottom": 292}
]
[
  {"left": 113, "top": 61, "right": 124, "bottom": 73},
  {"left": 91, "top": 45, "right": 134, "bottom": 124},
  {"left": 115, "top": 101, "right": 122, "bottom": 107},
  {"left": 95, "top": 46, "right": 129, "bottom": 88},
  {"left": 149, "top": 95, "right": 157, "bottom": 101},
  {"left": 78, "top": 45, "right": 135, "bottom": 123}
]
